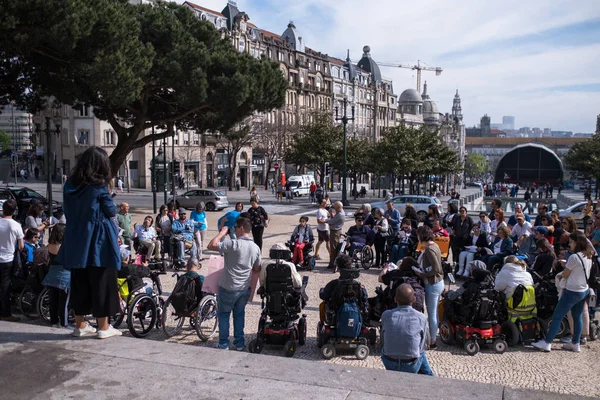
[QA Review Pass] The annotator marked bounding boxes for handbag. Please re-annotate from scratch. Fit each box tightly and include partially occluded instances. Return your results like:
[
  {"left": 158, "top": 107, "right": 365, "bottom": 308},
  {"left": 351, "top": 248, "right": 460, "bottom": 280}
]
[{"left": 12, "top": 248, "right": 28, "bottom": 279}]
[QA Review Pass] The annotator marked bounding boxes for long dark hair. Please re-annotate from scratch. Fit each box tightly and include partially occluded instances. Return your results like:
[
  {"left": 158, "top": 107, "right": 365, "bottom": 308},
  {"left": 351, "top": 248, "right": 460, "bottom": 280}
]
[
  {"left": 70, "top": 146, "right": 112, "bottom": 186},
  {"left": 569, "top": 231, "right": 594, "bottom": 258}
]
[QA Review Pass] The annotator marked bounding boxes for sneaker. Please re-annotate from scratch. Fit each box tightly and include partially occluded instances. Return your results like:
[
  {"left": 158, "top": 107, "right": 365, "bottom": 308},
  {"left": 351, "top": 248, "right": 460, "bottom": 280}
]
[
  {"left": 559, "top": 336, "right": 573, "bottom": 344},
  {"left": 0, "top": 315, "right": 21, "bottom": 322},
  {"left": 233, "top": 345, "right": 245, "bottom": 351},
  {"left": 581, "top": 336, "right": 588, "bottom": 345},
  {"left": 52, "top": 324, "right": 75, "bottom": 331},
  {"left": 315, "top": 255, "right": 321, "bottom": 260},
  {"left": 97, "top": 325, "right": 122, "bottom": 339},
  {"left": 562, "top": 342, "right": 581, "bottom": 352},
  {"left": 72, "top": 323, "right": 97, "bottom": 337},
  {"left": 531, "top": 340, "right": 551, "bottom": 352}
]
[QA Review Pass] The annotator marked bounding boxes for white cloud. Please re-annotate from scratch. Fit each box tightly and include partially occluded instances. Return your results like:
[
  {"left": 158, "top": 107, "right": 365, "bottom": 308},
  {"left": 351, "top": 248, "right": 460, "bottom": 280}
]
[{"left": 175, "top": 0, "right": 600, "bottom": 132}]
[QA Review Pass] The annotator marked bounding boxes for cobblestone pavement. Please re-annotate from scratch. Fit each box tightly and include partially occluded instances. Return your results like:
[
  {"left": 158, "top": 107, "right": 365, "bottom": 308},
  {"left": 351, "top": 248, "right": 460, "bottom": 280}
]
[{"left": 24, "top": 210, "right": 600, "bottom": 398}]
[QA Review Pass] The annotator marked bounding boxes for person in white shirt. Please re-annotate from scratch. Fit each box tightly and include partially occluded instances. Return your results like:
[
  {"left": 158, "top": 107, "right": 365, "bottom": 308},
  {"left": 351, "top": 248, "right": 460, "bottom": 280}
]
[
  {"left": 134, "top": 216, "right": 161, "bottom": 261},
  {"left": 314, "top": 199, "right": 330, "bottom": 260},
  {"left": 532, "top": 231, "right": 593, "bottom": 353},
  {"left": 494, "top": 255, "right": 533, "bottom": 300},
  {"left": 510, "top": 215, "right": 532, "bottom": 243},
  {"left": 0, "top": 199, "right": 25, "bottom": 321}
]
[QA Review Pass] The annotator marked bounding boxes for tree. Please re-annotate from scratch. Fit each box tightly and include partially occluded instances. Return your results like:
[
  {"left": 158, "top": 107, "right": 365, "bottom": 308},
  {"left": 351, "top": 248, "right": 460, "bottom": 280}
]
[
  {"left": 252, "top": 119, "right": 295, "bottom": 189},
  {"left": 565, "top": 134, "right": 600, "bottom": 197},
  {"left": 464, "top": 153, "right": 489, "bottom": 180},
  {"left": 284, "top": 111, "right": 343, "bottom": 184},
  {"left": 0, "top": 1, "right": 287, "bottom": 174},
  {"left": 215, "top": 124, "right": 254, "bottom": 191},
  {"left": 0, "top": 130, "right": 11, "bottom": 154},
  {"left": 346, "top": 137, "right": 374, "bottom": 197}
]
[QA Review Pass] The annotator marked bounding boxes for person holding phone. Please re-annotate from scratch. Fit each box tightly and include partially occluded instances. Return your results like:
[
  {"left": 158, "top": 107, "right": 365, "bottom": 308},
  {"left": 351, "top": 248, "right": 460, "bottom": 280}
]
[{"left": 25, "top": 200, "right": 49, "bottom": 247}]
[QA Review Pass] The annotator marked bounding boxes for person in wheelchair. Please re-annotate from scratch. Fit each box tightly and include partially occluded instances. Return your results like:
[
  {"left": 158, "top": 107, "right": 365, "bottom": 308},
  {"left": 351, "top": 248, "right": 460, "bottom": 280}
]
[
  {"left": 288, "top": 216, "right": 314, "bottom": 267},
  {"left": 390, "top": 218, "right": 418, "bottom": 264},
  {"left": 117, "top": 247, "right": 151, "bottom": 299},
  {"left": 319, "top": 254, "right": 368, "bottom": 318},
  {"left": 345, "top": 215, "right": 370, "bottom": 256},
  {"left": 260, "top": 243, "right": 303, "bottom": 290},
  {"left": 171, "top": 208, "right": 196, "bottom": 267},
  {"left": 133, "top": 216, "right": 161, "bottom": 261}
]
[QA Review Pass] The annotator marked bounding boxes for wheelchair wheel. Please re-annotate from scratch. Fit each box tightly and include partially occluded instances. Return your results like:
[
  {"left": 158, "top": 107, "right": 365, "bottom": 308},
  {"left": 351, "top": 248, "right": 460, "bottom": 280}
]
[
  {"left": 18, "top": 285, "right": 38, "bottom": 320},
  {"left": 37, "top": 287, "right": 51, "bottom": 324},
  {"left": 500, "top": 320, "right": 520, "bottom": 347},
  {"left": 127, "top": 294, "right": 157, "bottom": 338},
  {"left": 492, "top": 339, "right": 507, "bottom": 354},
  {"left": 162, "top": 296, "right": 186, "bottom": 337},
  {"left": 248, "top": 338, "right": 263, "bottom": 354},
  {"left": 321, "top": 343, "right": 336, "bottom": 360},
  {"left": 195, "top": 295, "right": 218, "bottom": 341},
  {"left": 355, "top": 344, "right": 369, "bottom": 360},
  {"left": 439, "top": 320, "right": 454, "bottom": 345},
  {"left": 284, "top": 340, "right": 296, "bottom": 357},
  {"left": 360, "top": 246, "right": 374, "bottom": 270},
  {"left": 298, "top": 317, "right": 307, "bottom": 346},
  {"left": 464, "top": 340, "right": 480, "bottom": 356}
]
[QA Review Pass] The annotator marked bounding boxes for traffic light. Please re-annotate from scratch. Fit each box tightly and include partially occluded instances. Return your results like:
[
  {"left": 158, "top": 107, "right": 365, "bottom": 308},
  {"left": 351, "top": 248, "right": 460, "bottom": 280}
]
[
  {"left": 173, "top": 160, "right": 180, "bottom": 175},
  {"left": 324, "top": 162, "right": 331, "bottom": 176}
]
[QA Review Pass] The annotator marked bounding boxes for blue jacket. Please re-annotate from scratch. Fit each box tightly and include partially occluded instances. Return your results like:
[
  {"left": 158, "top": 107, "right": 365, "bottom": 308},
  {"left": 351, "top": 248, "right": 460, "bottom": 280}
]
[
  {"left": 172, "top": 218, "right": 195, "bottom": 241},
  {"left": 218, "top": 210, "right": 240, "bottom": 229},
  {"left": 56, "top": 180, "right": 120, "bottom": 270},
  {"left": 493, "top": 237, "right": 514, "bottom": 256},
  {"left": 190, "top": 210, "right": 207, "bottom": 231}
]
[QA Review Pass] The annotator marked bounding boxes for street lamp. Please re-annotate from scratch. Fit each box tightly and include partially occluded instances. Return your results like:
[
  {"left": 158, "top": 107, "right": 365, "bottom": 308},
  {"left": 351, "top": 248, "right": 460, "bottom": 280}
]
[
  {"left": 335, "top": 96, "right": 355, "bottom": 207},
  {"left": 35, "top": 112, "right": 61, "bottom": 218}
]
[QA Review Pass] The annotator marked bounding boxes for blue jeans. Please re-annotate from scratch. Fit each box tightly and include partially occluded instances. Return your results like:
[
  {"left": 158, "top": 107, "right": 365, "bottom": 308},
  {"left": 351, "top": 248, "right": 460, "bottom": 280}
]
[
  {"left": 391, "top": 245, "right": 408, "bottom": 264},
  {"left": 217, "top": 286, "right": 251, "bottom": 349},
  {"left": 177, "top": 240, "right": 197, "bottom": 263},
  {"left": 381, "top": 352, "right": 434, "bottom": 375},
  {"left": 545, "top": 288, "right": 590, "bottom": 344},
  {"left": 424, "top": 280, "right": 444, "bottom": 344}
]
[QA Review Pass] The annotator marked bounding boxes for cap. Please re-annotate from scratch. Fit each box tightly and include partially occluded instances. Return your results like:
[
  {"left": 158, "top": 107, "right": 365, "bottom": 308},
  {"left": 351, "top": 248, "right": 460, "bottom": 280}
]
[
  {"left": 535, "top": 226, "right": 548, "bottom": 234},
  {"left": 120, "top": 247, "right": 131, "bottom": 261},
  {"left": 178, "top": 207, "right": 187, "bottom": 214}
]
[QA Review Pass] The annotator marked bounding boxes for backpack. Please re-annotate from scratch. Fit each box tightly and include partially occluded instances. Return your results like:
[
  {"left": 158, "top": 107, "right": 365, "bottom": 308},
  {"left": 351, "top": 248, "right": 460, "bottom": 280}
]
[
  {"left": 576, "top": 254, "right": 600, "bottom": 291},
  {"left": 389, "top": 276, "right": 425, "bottom": 313},
  {"left": 336, "top": 301, "right": 362, "bottom": 338},
  {"left": 170, "top": 274, "right": 201, "bottom": 315}
]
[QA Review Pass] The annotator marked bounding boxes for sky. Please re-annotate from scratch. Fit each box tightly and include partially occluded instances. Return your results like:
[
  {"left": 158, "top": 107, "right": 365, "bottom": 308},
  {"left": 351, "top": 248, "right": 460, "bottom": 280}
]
[{"left": 176, "top": 0, "right": 600, "bottom": 133}]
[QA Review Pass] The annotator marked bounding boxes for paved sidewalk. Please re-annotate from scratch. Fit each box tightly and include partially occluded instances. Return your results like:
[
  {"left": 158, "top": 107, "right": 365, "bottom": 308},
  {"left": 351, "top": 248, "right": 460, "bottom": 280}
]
[{"left": 0, "top": 322, "right": 589, "bottom": 400}]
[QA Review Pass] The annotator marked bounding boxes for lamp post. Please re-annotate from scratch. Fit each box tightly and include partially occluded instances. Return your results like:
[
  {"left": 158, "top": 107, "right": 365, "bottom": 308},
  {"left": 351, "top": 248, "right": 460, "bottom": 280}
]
[
  {"left": 35, "top": 114, "right": 61, "bottom": 218},
  {"left": 335, "top": 96, "right": 355, "bottom": 207},
  {"left": 151, "top": 127, "right": 157, "bottom": 214}
]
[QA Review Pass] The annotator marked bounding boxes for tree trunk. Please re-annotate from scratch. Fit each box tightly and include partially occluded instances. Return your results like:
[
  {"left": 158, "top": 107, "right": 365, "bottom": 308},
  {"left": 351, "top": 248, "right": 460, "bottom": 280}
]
[{"left": 264, "top": 159, "right": 272, "bottom": 189}]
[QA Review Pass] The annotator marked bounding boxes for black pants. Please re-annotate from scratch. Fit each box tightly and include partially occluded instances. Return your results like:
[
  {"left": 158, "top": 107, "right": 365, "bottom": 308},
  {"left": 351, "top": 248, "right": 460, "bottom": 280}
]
[
  {"left": 71, "top": 267, "right": 119, "bottom": 318},
  {"left": 252, "top": 226, "right": 264, "bottom": 251},
  {"left": 0, "top": 262, "right": 12, "bottom": 317},
  {"left": 374, "top": 236, "right": 387, "bottom": 266},
  {"left": 49, "top": 287, "right": 70, "bottom": 326}
]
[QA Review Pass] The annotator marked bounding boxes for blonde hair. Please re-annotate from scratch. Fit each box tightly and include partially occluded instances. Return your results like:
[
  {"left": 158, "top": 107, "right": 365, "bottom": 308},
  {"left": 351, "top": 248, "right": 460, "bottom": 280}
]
[
  {"left": 363, "top": 203, "right": 372, "bottom": 213},
  {"left": 503, "top": 255, "right": 527, "bottom": 269}
]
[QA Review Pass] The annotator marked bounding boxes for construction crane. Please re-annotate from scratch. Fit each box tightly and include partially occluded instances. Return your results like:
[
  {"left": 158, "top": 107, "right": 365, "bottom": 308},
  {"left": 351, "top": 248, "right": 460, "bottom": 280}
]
[{"left": 377, "top": 60, "right": 442, "bottom": 93}]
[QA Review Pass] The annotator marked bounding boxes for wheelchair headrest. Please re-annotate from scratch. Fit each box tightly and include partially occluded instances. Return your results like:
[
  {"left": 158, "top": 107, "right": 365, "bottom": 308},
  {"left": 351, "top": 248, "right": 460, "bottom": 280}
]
[
  {"left": 339, "top": 268, "right": 360, "bottom": 280},
  {"left": 265, "top": 262, "right": 294, "bottom": 293}
]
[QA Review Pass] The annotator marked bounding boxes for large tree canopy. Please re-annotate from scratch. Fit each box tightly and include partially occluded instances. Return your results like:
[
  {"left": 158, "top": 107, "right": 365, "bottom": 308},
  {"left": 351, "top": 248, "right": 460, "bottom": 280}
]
[{"left": 0, "top": 0, "right": 287, "bottom": 172}]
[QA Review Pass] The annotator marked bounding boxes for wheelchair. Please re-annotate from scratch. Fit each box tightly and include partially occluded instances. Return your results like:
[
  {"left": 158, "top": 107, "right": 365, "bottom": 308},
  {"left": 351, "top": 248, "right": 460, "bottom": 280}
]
[
  {"left": 338, "top": 234, "right": 374, "bottom": 270},
  {"left": 286, "top": 239, "right": 316, "bottom": 271},
  {"left": 249, "top": 254, "right": 308, "bottom": 357},
  {"left": 317, "top": 268, "right": 375, "bottom": 360},
  {"left": 169, "top": 233, "right": 193, "bottom": 270}
]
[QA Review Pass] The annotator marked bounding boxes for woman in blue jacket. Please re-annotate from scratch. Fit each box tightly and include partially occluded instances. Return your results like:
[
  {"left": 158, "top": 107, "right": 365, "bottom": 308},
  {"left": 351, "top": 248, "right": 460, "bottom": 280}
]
[
  {"left": 56, "top": 146, "right": 121, "bottom": 339},
  {"left": 190, "top": 202, "right": 207, "bottom": 259},
  {"left": 482, "top": 225, "right": 514, "bottom": 270}
]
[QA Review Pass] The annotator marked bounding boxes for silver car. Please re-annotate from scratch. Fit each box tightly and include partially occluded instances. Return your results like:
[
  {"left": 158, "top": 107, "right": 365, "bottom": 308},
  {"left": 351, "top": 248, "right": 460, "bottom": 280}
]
[
  {"left": 370, "top": 194, "right": 443, "bottom": 222},
  {"left": 178, "top": 189, "right": 229, "bottom": 211}
]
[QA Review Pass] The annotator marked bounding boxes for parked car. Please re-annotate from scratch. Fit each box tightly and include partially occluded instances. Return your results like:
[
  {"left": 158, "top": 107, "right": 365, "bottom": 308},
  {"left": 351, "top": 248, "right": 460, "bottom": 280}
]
[
  {"left": 177, "top": 189, "right": 229, "bottom": 211},
  {"left": 370, "top": 195, "right": 443, "bottom": 222},
  {"left": 0, "top": 186, "right": 62, "bottom": 222},
  {"left": 559, "top": 201, "right": 586, "bottom": 227}
]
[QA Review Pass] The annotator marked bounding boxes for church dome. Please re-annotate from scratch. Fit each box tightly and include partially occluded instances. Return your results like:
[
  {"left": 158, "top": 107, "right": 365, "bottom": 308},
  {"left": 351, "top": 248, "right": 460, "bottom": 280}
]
[
  {"left": 399, "top": 88, "right": 423, "bottom": 103},
  {"left": 421, "top": 82, "right": 439, "bottom": 122},
  {"left": 281, "top": 21, "right": 304, "bottom": 52}
]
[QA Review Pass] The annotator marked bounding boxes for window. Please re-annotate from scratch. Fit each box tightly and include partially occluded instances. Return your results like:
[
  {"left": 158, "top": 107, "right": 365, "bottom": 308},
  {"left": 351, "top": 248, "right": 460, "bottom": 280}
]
[
  {"left": 250, "top": 47, "right": 255, "bottom": 57},
  {"left": 129, "top": 161, "right": 138, "bottom": 170},
  {"left": 268, "top": 49, "right": 272, "bottom": 59},
  {"left": 78, "top": 107, "right": 89, "bottom": 117},
  {"left": 77, "top": 130, "right": 89, "bottom": 145},
  {"left": 289, "top": 54, "right": 293, "bottom": 64},
  {"left": 61, "top": 128, "right": 70, "bottom": 145},
  {"left": 103, "top": 130, "right": 116, "bottom": 146},
  {"left": 278, "top": 51, "right": 284, "bottom": 62},
  {"left": 316, "top": 62, "right": 320, "bottom": 71},
  {"left": 239, "top": 40, "right": 246, "bottom": 53}
]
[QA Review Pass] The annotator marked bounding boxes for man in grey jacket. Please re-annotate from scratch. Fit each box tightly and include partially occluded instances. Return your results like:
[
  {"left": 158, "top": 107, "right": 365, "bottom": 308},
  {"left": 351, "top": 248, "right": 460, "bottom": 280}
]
[{"left": 327, "top": 201, "right": 345, "bottom": 270}]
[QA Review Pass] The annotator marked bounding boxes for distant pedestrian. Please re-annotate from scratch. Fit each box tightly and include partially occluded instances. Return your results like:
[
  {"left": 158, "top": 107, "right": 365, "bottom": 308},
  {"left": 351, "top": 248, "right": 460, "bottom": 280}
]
[
  {"left": 117, "top": 178, "right": 124, "bottom": 192},
  {"left": 20, "top": 168, "right": 25, "bottom": 182},
  {"left": 34, "top": 166, "right": 39, "bottom": 180},
  {"left": 57, "top": 146, "right": 122, "bottom": 339},
  {"left": 327, "top": 201, "right": 345, "bottom": 269}
]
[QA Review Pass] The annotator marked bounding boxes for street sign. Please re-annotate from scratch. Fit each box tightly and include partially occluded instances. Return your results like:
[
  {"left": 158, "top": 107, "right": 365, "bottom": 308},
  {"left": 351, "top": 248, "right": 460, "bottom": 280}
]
[{"left": 273, "top": 163, "right": 280, "bottom": 170}]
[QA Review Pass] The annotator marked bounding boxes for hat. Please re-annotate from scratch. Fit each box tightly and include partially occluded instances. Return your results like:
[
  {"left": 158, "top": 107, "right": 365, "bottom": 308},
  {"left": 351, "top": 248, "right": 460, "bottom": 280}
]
[
  {"left": 469, "top": 260, "right": 487, "bottom": 272},
  {"left": 120, "top": 247, "right": 131, "bottom": 261},
  {"left": 178, "top": 207, "right": 187, "bottom": 214},
  {"left": 535, "top": 227, "right": 548, "bottom": 234}
]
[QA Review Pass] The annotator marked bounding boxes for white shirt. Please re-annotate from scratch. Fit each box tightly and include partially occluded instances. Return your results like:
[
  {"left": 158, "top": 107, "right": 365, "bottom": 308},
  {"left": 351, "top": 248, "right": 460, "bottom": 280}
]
[
  {"left": 510, "top": 221, "right": 532, "bottom": 238},
  {"left": 565, "top": 252, "right": 592, "bottom": 293},
  {"left": 316, "top": 208, "right": 329, "bottom": 232},
  {"left": 0, "top": 218, "right": 24, "bottom": 263},
  {"left": 491, "top": 220, "right": 506, "bottom": 234}
]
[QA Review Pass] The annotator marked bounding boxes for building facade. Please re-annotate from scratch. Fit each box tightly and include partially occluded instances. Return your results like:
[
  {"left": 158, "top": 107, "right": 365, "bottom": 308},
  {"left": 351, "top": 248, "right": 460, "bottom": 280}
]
[{"left": 0, "top": 103, "right": 33, "bottom": 153}]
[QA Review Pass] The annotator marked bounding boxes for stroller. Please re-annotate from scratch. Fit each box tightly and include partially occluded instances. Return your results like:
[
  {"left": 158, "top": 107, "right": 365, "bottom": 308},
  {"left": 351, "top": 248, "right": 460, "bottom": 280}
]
[
  {"left": 317, "top": 268, "right": 375, "bottom": 360},
  {"left": 438, "top": 268, "right": 508, "bottom": 355},
  {"left": 534, "top": 273, "right": 570, "bottom": 339},
  {"left": 249, "top": 247, "right": 308, "bottom": 357}
]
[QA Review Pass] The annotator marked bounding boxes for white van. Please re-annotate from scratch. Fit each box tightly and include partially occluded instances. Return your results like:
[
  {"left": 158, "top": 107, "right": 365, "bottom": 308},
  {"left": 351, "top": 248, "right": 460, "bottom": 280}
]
[{"left": 287, "top": 174, "right": 314, "bottom": 197}]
